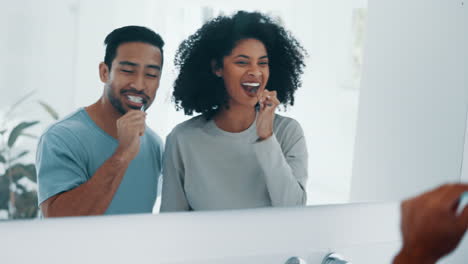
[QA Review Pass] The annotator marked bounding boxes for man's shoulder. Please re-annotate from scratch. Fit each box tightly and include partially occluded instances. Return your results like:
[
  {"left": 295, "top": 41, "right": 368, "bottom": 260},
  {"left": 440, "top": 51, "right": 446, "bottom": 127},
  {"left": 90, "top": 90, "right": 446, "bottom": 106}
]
[
  {"left": 144, "top": 127, "right": 163, "bottom": 147},
  {"left": 40, "top": 108, "right": 98, "bottom": 148},
  {"left": 40, "top": 108, "right": 92, "bottom": 144}
]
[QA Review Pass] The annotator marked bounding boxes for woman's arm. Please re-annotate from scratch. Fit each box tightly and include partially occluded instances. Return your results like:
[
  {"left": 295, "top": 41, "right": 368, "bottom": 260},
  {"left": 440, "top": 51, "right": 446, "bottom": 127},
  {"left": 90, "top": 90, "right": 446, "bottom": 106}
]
[{"left": 253, "top": 118, "right": 308, "bottom": 206}]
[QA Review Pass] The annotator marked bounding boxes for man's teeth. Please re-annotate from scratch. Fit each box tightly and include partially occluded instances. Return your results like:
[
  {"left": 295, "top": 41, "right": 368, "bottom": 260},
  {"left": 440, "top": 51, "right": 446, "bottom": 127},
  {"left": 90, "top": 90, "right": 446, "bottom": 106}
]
[
  {"left": 242, "top": 82, "right": 260, "bottom": 87},
  {"left": 127, "top": 95, "right": 143, "bottom": 104}
]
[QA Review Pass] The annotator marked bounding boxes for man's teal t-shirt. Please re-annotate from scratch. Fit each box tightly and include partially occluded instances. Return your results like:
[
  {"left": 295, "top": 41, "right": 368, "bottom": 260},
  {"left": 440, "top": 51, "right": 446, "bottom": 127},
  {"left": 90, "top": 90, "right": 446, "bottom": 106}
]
[{"left": 36, "top": 108, "right": 163, "bottom": 214}]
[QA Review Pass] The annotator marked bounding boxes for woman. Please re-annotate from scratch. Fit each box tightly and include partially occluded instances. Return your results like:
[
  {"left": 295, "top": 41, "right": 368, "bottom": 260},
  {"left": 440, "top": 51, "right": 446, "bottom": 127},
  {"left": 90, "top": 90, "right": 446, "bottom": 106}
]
[{"left": 161, "top": 11, "right": 308, "bottom": 211}]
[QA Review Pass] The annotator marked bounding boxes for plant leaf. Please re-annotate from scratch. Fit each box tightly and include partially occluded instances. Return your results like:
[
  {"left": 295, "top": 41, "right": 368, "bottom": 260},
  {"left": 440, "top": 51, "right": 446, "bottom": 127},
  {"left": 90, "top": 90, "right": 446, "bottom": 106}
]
[
  {"left": 15, "top": 183, "right": 27, "bottom": 193},
  {"left": 0, "top": 130, "right": 6, "bottom": 135},
  {"left": 38, "top": 101, "right": 59, "bottom": 120},
  {"left": 10, "top": 151, "right": 29, "bottom": 163},
  {"left": 0, "top": 175, "right": 9, "bottom": 210},
  {"left": 7, "top": 121, "right": 40, "bottom": 148},
  {"left": 0, "top": 154, "right": 5, "bottom": 163},
  {"left": 15, "top": 164, "right": 36, "bottom": 183},
  {"left": 3, "top": 90, "right": 36, "bottom": 120},
  {"left": 19, "top": 133, "right": 38, "bottom": 139}
]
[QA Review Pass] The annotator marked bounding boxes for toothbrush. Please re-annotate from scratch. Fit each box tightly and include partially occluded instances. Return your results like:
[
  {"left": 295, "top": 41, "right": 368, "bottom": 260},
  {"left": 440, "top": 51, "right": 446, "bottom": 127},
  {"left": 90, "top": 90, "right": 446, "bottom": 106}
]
[{"left": 456, "top": 191, "right": 468, "bottom": 216}]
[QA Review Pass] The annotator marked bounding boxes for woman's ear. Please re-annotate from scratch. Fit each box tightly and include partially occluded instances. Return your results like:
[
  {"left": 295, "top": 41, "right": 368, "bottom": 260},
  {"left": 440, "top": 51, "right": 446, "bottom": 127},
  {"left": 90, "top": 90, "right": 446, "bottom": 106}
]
[{"left": 211, "top": 59, "right": 223, "bottom": 78}]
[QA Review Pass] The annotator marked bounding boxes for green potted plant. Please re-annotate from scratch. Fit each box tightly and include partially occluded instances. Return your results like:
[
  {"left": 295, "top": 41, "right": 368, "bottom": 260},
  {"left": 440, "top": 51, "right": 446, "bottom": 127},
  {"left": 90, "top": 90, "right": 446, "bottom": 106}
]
[{"left": 0, "top": 92, "right": 58, "bottom": 219}]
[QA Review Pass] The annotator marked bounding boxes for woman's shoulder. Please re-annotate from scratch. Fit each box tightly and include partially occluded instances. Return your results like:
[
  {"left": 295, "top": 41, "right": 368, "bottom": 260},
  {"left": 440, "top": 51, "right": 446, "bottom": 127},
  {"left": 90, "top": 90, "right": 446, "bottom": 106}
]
[
  {"left": 168, "top": 115, "right": 208, "bottom": 138},
  {"left": 273, "top": 114, "right": 304, "bottom": 138},
  {"left": 274, "top": 114, "right": 301, "bottom": 129}
]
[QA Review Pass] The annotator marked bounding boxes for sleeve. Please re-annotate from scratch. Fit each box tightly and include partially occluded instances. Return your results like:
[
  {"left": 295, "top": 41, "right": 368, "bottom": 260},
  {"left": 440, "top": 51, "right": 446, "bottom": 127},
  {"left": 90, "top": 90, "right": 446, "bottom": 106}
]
[
  {"left": 253, "top": 119, "right": 308, "bottom": 207},
  {"left": 160, "top": 132, "right": 191, "bottom": 212},
  {"left": 36, "top": 127, "right": 88, "bottom": 205}
]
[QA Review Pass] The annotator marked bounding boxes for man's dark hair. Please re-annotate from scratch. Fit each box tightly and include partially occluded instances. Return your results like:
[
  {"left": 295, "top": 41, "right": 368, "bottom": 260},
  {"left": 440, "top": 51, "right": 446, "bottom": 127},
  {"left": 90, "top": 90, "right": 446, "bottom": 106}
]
[
  {"left": 173, "top": 11, "right": 307, "bottom": 119},
  {"left": 104, "top": 25, "right": 165, "bottom": 70}
]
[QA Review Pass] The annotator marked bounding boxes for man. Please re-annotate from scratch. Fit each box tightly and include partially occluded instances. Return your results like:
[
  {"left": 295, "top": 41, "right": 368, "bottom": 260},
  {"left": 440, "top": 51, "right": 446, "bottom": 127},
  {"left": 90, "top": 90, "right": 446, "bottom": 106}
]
[
  {"left": 393, "top": 184, "right": 468, "bottom": 264},
  {"left": 36, "top": 26, "right": 164, "bottom": 217}
]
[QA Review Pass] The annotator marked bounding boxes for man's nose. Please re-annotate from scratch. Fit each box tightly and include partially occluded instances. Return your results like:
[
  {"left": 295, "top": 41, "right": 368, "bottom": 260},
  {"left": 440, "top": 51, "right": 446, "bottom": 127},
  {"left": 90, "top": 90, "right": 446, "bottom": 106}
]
[{"left": 130, "top": 74, "right": 146, "bottom": 91}]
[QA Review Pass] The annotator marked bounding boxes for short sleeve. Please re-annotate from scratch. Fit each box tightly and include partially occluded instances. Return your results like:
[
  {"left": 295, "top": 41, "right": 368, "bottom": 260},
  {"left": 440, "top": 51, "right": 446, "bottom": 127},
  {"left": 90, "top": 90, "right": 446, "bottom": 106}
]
[{"left": 36, "top": 127, "right": 88, "bottom": 205}]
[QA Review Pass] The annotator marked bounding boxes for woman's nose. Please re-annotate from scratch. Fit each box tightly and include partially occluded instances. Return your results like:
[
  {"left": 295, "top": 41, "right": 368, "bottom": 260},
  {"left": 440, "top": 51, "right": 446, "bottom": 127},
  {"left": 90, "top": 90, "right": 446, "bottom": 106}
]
[{"left": 247, "top": 67, "right": 262, "bottom": 77}]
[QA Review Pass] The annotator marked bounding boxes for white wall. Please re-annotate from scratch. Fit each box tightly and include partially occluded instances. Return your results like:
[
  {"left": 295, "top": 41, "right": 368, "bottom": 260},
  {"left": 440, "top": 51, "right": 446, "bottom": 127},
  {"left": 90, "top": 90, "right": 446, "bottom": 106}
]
[
  {"left": 351, "top": 0, "right": 468, "bottom": 202},
  {"left": 461, "top": 113, "right": 468, "bottom": 182},
  {"left": 0, "top": 0, "right": 78, "bottom": 176}
]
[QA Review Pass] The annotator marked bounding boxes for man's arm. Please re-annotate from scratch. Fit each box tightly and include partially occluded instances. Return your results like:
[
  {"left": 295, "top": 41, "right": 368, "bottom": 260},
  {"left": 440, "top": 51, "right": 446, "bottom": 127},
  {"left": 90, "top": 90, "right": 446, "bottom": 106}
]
[
  {"left": 393, "top": 184, "right": 468, "bottom": 264},
  {"left": 41, "top": 110, "right": 146, "bottom": 217}
]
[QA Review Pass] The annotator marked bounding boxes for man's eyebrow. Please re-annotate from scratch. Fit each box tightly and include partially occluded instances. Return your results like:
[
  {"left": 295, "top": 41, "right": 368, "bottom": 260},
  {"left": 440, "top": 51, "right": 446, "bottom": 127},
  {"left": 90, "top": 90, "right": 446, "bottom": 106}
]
[
  {"left": 146, "top": 64, "right": 161, "bottom": 71},
  {"left": 119, "top": 61, "right": 161, "bottom": 71},
  {"left": 119, "top": 61, "right": 138, "bottom": 67}
]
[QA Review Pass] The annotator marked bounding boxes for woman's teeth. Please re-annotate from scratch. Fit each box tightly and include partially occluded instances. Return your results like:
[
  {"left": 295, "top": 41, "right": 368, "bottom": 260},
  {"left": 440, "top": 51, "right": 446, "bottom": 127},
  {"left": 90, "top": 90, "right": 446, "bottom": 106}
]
[
  {"left": 127, "top": 95, "right": 143, "bottom": 104},
  {"left": 242, "top": 82, "right": 260, "bottom": 87}
]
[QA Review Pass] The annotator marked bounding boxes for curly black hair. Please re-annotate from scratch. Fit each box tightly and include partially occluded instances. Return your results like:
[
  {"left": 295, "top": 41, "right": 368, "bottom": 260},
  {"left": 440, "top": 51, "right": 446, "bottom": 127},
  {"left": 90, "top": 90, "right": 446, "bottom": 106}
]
[{"left": 173, "top": 11, "right": 307, "bottom": 119}]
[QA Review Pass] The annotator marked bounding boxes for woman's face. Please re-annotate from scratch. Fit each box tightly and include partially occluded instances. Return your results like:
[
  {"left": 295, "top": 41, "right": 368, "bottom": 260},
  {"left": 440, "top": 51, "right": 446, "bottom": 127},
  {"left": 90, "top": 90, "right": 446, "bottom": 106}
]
[{"left": 214, "top": 38, "right": 270, "bottom": 108}]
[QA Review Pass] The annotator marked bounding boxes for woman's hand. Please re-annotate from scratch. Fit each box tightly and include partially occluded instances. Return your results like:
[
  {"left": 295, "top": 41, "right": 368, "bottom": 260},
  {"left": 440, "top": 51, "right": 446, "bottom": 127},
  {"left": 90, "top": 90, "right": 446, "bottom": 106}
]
[{"left": 256, "top": 89, "right": 280, "bottom": 141}]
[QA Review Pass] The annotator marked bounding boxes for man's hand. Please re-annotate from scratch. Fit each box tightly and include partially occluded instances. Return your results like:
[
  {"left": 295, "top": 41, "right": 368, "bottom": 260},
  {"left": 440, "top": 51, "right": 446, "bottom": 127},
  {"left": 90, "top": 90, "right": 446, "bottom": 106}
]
[
  {"left": 115, "top": 110, "right": 146, "bottom": 161},
  {"left": 256, "top": 89, "right": 280, "bottom": 141},
  {"left": 393, "top": 184, "right": 468, "bottom": 264}
]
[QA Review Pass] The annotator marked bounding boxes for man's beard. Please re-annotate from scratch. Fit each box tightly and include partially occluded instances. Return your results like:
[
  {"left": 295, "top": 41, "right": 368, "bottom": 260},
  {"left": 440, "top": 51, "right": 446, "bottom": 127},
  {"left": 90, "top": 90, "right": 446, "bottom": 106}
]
[{"left": 106, "top": 83, "right": 126, "bottom": 115}]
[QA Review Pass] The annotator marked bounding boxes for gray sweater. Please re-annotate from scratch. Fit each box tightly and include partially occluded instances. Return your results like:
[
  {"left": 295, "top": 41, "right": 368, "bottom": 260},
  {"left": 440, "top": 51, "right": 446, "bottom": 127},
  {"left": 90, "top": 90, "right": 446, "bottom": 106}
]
[{"left": 160, "top": 114, "right": 308, "bottom": 212}]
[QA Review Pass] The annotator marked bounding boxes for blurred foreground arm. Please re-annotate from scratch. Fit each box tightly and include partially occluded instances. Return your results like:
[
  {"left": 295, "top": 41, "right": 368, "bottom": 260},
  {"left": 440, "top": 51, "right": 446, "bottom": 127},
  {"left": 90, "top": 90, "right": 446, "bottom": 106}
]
[{"left": 393, "top": 184, "right": 468, "bottom": 264}]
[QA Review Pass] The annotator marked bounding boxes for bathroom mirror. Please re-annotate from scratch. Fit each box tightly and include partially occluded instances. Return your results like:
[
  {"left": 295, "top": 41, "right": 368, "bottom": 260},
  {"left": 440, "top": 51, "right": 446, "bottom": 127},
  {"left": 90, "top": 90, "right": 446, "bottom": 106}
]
[{"left": 1, "top": 0, "right": 467, "bottom": 221}]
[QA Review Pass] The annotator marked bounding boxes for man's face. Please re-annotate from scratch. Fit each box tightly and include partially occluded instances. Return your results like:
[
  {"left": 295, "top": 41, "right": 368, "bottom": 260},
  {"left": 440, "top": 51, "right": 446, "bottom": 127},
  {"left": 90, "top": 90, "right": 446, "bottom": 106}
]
[{"left": 102, "top": 42, "right": 162, "bottom": 114}]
